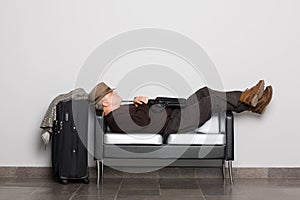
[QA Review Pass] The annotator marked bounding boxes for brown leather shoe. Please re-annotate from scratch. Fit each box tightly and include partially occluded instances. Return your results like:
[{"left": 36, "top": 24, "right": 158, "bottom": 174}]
[
  {"left": 251, "top": 85, "right": 273, "bottom": 114},
  {"left": 239, "top": 80, "right": 265, "bottom": 107}
]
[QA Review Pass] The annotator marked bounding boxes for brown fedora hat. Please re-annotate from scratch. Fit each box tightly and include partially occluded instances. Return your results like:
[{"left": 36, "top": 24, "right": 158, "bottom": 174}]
[{"left": 88, "top": 82, "right": 114, "bottom": 105}]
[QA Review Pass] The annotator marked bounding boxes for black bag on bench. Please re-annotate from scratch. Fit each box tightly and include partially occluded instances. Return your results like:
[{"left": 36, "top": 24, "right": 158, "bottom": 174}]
[{"left": 148, "top": 97, "right": 187, "bottom": 108}]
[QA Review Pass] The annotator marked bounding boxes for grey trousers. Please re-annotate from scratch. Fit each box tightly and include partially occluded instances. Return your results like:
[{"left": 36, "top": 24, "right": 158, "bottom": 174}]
[{"left": 163, "top": 86, "right": 250, "bottom": 137}]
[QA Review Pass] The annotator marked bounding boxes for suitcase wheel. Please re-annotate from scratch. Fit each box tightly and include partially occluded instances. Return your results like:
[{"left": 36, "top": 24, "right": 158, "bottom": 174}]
[
  {"left": 83, "top": 178, "right": 89, "bottom": 184},
  {"left": 60, "top": 179, "right": 68, "bottom": 185}
]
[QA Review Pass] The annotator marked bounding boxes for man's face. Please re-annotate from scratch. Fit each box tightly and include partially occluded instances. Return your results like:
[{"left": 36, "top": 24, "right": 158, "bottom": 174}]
[{"left": 106, "top": 90, "right": 122, "bottom": 107}]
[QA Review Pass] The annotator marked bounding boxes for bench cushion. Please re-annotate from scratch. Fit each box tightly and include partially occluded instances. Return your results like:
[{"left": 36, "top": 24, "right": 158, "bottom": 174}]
[
  {"left": 104, "top": 133, "right": 163, "bottom": 145},
  {"left": 104, "top": 115, "right": 222, "bottom": 145},
  {"left": 194, "top": 115, "right": 219, "bottom": 133},
  {"left": 166, "top": 133, "right": 225, "bottom": 145}
]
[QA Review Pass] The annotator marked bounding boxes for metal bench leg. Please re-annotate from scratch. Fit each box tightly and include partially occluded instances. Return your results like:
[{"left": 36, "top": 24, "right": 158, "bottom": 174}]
[
  {"left": 228, "top": 161, "right": 234, "bottom": 184},
  {"left": 96, "top": 160, "right": 104, "bottom": 186},
  {"left": 101, "top": 160, "right": 104, "bottom": 184},
  {"left": 96, "top": 160, "right": 100, "bottom": 185},
  {"left": 222, "top": 160, "right": 226, "bottom": 180}
]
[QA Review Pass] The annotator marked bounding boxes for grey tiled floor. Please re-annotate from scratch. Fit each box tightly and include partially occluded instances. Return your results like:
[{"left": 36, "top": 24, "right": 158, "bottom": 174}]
[{"left": 1, "top": 178, "right": 300, "bottom": 200}]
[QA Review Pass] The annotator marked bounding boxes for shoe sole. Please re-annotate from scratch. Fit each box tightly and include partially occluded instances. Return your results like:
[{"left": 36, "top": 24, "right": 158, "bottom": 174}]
[
  {"left": 242, "top": 80, "right": 264, "bottom": 107},
  {"left": 252, "top": 81, "right": 264, "bottom": 107},
  {"left": 252, "top": 86, "right": 273, "bottom": 114},
  {"left": 251, "top": 94, "right": 259, "bottom": 107},
  {"left": 257, "top": 81, "right": 264, "bottom": 99}
]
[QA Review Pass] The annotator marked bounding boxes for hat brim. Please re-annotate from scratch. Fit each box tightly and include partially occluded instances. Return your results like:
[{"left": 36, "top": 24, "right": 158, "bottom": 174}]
[{"left": 94, "top": 88, "right": 115, "bottom": 105}]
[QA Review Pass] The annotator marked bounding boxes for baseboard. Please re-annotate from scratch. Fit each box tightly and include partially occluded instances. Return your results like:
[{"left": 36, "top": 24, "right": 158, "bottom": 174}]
[
  {"left": 0, "top": 167, "right": 52, "bottom": 178},
  {"left": 1, "top": 166, "right": 300, "bottom": 179}
]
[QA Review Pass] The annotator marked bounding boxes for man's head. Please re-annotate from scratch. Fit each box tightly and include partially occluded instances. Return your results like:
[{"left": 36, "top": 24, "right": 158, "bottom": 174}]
[{"left": 88, "top": 82, "right": 122, "bottom": 110}]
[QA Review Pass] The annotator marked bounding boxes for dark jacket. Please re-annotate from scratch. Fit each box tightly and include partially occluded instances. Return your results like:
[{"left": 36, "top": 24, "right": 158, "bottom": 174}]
[
  {"left": 104, "top": 87, "right": 246, "bottom": 140},
  {"left": 105, "top": 103, "right": 181, "bottom": 139}
]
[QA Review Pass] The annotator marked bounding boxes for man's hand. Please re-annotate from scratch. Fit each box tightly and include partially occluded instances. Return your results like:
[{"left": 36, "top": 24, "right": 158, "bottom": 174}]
[{"left": 133, "top": 96, "right": 149, "bottom": 105}]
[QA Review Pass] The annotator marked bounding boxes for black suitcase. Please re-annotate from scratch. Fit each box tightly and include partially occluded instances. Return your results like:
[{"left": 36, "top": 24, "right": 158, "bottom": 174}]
[{"left": 52, "top": 99, "right": 89, "bottom": 184}]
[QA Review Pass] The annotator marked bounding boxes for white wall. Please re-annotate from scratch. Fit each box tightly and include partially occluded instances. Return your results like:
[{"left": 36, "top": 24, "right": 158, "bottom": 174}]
[{"left": 0, "top": 0, "right": 300, "bottom": 167}]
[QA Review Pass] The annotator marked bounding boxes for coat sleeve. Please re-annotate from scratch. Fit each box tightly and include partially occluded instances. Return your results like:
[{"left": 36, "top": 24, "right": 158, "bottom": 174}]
[
  {"left": 105, "top": 104, "right": 151, "bottom": 133},
  {"left": 129, "top": 104, "right": 151, "bottom": 126}
]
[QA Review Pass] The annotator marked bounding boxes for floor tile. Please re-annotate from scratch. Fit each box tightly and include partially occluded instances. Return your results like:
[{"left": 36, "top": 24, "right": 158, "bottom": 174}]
[
  {"left": 71, "top": 194, "right": 116, "bottom": 200},
  {"left": 205, "top": 195, "right": 251, "bottom": 200},
  {"left": 118, "top": 189, "right": 160, "bottom": 196},
  {"left": 197, "top": 179, "right": 246, "bottom": 196},
  {"left": 121, "top": 178, "right": 159, "bottom": 189},
  {"left": 116, "top": 178, "right": 160, "bottom": 199},
  {"left": 200, "top": 184, "right": 239, "bottom": 196},
  {"left": 26, "top": 194, "right": 73, "bottom": 200},
  {"left": 160, "top": 189, "right": 204, "bottom": 199},
  {"left": 117, "top": 196, "right": 163, "bottom": 200},
  {"left": 234, "top": 178, "right": 288, "bottom": 187},
  {"left": 76, "top": 186, "right": 119, "bottom": 197},
  {"left": 0, "top": 187, "right": 37, "bottom": 200},
  {"left": 76, "top": 178, "right": 121, "bottom": 196},
  {"left": 196, "top": 178, "right": 225, "bottom": 185},
  {"left": 280, "top": 187, "right": 300, "bottom": 198},
  {"left": 245, "top": 188, "right": 299, "bottom": 200},
  {"left": 159, "top": 178, "right": 199, "bottom": 189},
  {"left": 162, "top": 196, "right": 204, "bottom": 200},
  {"left": 30, "top": 187, "right": 76, "bottom": 196},
  {"left": 4, "top": 178, "right": 47, "bottom": 187},
  {"left": 0, "top": 177, "right": 300, "bottom": 200}
]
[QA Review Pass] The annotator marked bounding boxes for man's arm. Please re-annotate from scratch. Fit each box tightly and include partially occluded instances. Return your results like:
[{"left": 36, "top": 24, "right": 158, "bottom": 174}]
[
  {"left": 106, "top": 103, "right": 151, "bottom": 133},
  {"left": 130, "top": 103, "right": 151, "bottom": 126}
]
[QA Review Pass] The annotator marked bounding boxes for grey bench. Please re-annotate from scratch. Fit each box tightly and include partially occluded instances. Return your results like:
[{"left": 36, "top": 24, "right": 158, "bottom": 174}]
[{"left": 93, "top": 109, "right": 234, "bottom": 185}]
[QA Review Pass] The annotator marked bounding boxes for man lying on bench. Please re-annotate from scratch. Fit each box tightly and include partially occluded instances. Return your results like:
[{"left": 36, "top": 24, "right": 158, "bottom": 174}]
[{"left": 88, "top": 80, "right": 272, "bottom": 141}]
